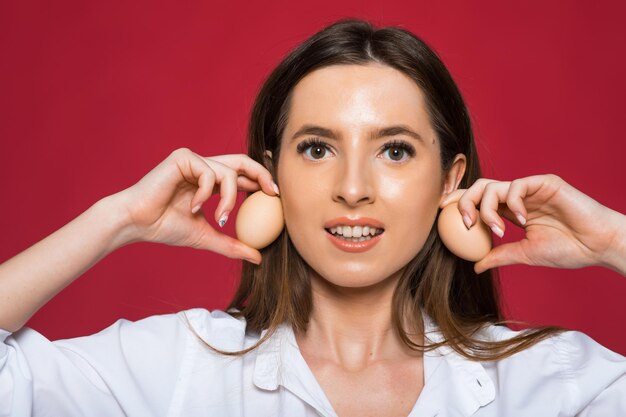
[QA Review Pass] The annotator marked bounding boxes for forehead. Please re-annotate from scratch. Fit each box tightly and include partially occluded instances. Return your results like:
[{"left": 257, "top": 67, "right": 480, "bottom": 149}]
[{"left": 285, "top": 63, "right": 434, "bottom": 137}]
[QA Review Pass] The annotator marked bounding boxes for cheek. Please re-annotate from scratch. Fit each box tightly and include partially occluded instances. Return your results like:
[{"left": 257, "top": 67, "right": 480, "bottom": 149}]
[
  {"left": 379, "top": 169, "right": 442, "bottom": 244},
  {"left": 277, "top": 161, "right": 320, "bottom": 230},
  {"left": 278, "top": 182, "right": 323, "bottom": 267},
  {"left": 396, "top": 204, "right": 438, "bottom": 252}
]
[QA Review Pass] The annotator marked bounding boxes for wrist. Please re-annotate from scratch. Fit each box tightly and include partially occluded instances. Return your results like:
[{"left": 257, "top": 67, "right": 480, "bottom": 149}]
[
  {"left": 94, "top": 191, "right": 142, "bottom": 252},
  {"left": 597, "top": 209, "right": 626, "bottom": 276}
]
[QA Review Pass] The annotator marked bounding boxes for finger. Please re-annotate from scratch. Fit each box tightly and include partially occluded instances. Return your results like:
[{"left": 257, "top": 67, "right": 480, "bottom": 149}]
[
  {"left": 194, "top": 223, "right": 262, "bottom": 264},
  {"left": 474, "top": 241, "right": 529, "bottom": 274},
  {"left": 505, "top": 175, "right": 564, "bottom": 221},
  {"left": 203, "top": 159, "right": 239, "bottom": 226},
  {"left": 439, "top": 189, "right": 466, "bottom": 208},
  {"left": 497, "top": 205, "right": 527, "bottom": 228},
  {"left": 483, "top": 176, "right": 554, "bottom": 228},
  {"left": 207, "top": 154, "right": 279, "bottom": 196},
  {"left": 504, "top": 179, "right": 530, "bottom": 226},
  {"left": 236, "top": 175, "right": 263, "bottom": 192},
  {"left": 210, "top": 176, "right": 262, "bottom": 195},
  {"left": 479, "top": 182, "right": 511, "bottom": 237},
  {"left": 456, "top": 178, "right": 498, "bottom": 228},
  {"left": 175, "top": 154, "right": 217, "bottom": 214}
]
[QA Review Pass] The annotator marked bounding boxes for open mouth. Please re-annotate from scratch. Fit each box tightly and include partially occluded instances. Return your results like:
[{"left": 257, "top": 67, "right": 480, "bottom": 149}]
[{"left": 325, "top": 225, "right": 385, "bottom": 242}]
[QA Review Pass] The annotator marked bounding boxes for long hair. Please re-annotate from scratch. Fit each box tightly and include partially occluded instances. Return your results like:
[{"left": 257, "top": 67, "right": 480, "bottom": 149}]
[{"left": 205, "top": 19, "right": 566, "bottom": 360}]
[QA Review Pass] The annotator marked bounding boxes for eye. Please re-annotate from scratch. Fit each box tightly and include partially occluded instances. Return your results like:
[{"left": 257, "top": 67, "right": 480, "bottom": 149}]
[
  {"left": 296, "top": 138, "right": 333, "bottom": 160},
  {"left": 380, "top": 140, "right": 416, "bottom": 162}
]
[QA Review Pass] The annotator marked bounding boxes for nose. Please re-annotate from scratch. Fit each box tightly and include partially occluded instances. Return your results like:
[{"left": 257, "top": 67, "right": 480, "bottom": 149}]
[{"left": 331, "top": 154, "right": 375, "bottom": 207}]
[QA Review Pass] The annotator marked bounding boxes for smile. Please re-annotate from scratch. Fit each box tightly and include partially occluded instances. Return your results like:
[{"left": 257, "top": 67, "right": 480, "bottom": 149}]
[
  {"left": 323, "top": 217, "right": 385, "bottom": 252},
  {"left": 326, "top": 225, "right": 383, "bottom": 241},
  {"left": 326, "top": 225, "right": 384, "bottom": 253}
]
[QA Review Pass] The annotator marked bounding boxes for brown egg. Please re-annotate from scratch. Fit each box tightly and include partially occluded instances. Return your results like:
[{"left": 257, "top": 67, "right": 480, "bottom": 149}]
[
  {"left": 437, "top": 202, "right": 492, "bottom": 262},
  {"left": 235, "top": 191, "right": 284, "bottom": 249}
]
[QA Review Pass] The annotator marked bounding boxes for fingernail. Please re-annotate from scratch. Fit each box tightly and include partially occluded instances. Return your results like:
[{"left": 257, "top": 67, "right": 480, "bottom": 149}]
[
  {"left": 462, "top": 214, "right": 473, "bottom": 230},
  {"left": 191, "top": 203, "right": 202, "bottom": 214},
  {"left": 218, "top": 211, "right": 229, "bottom": 228},
  {"left": 272, "top": 182, "right": 280, "bottom": 195},
  {"left": 515, "top": 212, "right": 526, "bottom": 226},
  {"left": 490, "top": 224, "right": 504, "bottom": 238}
]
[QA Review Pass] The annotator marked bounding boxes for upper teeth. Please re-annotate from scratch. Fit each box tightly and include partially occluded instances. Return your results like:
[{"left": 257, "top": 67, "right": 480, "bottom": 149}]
[{"left": 329, "top": 225, "right": 381, "bottom": 238}]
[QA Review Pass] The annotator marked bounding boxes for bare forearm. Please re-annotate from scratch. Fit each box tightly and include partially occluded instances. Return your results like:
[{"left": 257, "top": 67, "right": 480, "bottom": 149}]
[{"left": 0, "top": 194, "right": 136, "bottom": 332}]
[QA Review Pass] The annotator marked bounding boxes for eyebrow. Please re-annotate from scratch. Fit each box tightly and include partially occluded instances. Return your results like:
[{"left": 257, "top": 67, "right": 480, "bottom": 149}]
[{"left": 289, "top": 124, "right": 425, "bottom": 143}]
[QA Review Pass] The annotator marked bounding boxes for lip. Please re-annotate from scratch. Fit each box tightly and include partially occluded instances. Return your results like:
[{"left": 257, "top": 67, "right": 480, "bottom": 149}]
[
  {"left": 325, "top": 230, "right": 383, "bottom": 253},
  {"left": 323, "top": 216, "right": 385, "bottom": 229},
  {"left": 323, "top": 216, "right": 385, "bottom": 253}
]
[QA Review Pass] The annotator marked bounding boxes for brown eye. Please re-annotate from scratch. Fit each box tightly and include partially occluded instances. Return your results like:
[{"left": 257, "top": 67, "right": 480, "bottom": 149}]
[
  {"left": 309, "top": 145, "right": 327, "bottom": 159},
  {"left": 387, "top": 147, "right": 405, "bottom": 161},
  {"left": 296, "top": 139, "right": 333, "bottom": 160},
  {"left": 381, "top": 141, "right": 416, "bottom": 162}
]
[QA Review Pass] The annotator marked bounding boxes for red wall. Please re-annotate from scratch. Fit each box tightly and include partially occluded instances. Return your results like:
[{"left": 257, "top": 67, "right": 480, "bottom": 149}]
[{"left": 1, "top": 1, "right": 625, "bottom": 355}]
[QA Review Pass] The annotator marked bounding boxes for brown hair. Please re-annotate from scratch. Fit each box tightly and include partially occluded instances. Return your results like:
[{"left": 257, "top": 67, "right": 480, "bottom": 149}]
[{"left": 209, "top": 19, "right": 566, "bottom": 360}]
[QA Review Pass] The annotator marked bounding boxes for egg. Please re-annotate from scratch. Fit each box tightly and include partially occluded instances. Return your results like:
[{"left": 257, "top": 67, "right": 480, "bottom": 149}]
[
  {"left": 235, "top": 191, "right": 285, "bottom": 249},
  {"left": 437, "top": 202, "right": 492, "bottom": 262}
]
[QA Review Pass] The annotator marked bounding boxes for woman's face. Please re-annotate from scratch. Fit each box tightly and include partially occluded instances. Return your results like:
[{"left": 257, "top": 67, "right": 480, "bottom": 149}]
[{"left": 276, "top": 63, "right": 465, "bottom": 289}]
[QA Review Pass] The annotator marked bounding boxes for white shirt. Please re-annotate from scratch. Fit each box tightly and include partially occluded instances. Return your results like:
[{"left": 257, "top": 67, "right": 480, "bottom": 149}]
[{"left": 1, "top": 308, "right": 625, "bottom": 416}]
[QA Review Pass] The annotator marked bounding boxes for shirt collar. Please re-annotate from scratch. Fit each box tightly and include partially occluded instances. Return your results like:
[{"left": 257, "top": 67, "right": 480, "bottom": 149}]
[
  {"left": 253, "top": 322, "right": 337, "bottom": 416},
  {"left": 416, "top": 313, "right": 496, "bottom": 415},
  {"left": 252, "top": 312, "right": 496, "bottom": 417}
]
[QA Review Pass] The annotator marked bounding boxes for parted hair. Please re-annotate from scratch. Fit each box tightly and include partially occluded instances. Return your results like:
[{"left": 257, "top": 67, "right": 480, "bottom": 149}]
[{"left": 198, "top": 19, "right": 566, "bottom": 360}]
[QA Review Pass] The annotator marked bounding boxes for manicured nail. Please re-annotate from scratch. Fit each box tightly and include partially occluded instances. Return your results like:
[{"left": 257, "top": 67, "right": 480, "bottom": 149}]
[
  {"left": 515, "top": 212, "right": 527, "bottom": 226},
  {"left": 191, "top": 203, "right": 202, "bottom": 214},
  {"left": 462, "top": 214, "right": 472, "bottom": 230},
  {"left": 490, "top": 224, "right": 504, "bottom": 238},
  {"left": 218, "top": 211, "right": 229, "bottom": 228},
  {"left": 272, "top": 182, "right": 280, "bottom": 195}
]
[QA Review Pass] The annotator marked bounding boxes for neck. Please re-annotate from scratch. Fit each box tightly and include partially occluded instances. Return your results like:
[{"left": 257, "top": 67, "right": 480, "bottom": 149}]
[{"left": 295, "top": 270, "right": 421, "bottom": 371}]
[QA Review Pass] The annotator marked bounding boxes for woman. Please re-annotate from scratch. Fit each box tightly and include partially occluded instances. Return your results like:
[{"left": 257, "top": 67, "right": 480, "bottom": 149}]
[{"left": 1, "top": 19, "right": 625, "bottom": 416}]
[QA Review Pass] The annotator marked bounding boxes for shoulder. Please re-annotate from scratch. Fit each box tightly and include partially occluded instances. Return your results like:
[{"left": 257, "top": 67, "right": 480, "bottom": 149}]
[
  {"left": 181, "top": 308, "right": 247, "bottom": 334},
  {"left": 50, "top": 308, "right": 251, "bottom": 360},
  {"left": 481, "top": 323, "right": 626, "bottom": 367},
  {"left": 479, "top": 324, "right": 626, "bottom": 413},
  {"left": 173, "top": 308, "right": 259, "bottom": 352},
  {"left": 479, "top": 323, "right": 626, "bottom": 370}
]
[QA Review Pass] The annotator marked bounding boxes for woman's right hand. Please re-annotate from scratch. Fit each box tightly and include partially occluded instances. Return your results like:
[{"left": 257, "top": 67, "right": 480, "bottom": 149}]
[{"left": 116, "top": 148, "right": 279, "bottom": 264}]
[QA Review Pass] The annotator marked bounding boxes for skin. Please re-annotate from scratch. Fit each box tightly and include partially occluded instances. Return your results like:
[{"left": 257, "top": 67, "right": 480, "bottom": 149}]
[
  {"left": 274, "top": 63, "right": 466, "bottom": 416},
  {"left": 0, "top": 47, "right": 623, "bottom": 417},
  {"left": 442, "top": 176, "right": 626, "bottom": 275}
]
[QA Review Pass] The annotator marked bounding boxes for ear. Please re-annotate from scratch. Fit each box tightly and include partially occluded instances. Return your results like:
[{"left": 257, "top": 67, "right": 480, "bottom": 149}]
[{"left": 438, "top": 154, "right": 466, "bottom": 206}]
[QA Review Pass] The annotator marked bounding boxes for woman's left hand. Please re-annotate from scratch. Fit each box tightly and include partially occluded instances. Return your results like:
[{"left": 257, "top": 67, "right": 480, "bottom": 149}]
[{"left": 440, "top": 174, "right": 626, "bottom": 275}]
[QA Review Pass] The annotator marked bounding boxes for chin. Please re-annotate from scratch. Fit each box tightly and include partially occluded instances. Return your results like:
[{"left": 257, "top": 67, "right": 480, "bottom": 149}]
[{"left": 309, "top": 264, "right": 404, "bottom": 290}]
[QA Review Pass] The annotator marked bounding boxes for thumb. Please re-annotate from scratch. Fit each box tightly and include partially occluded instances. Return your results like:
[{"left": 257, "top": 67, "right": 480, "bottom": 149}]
[
  {"left": 474, "top": 241, "right": 528, "bottom": 274},
  {"left": 194, "top": 224, "right": 262, "bottom": 264}
]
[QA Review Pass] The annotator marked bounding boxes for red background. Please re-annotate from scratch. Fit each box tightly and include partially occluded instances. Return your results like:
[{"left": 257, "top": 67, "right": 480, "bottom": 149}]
[{"left": 1, "top": 1, "right": 625, "bottom": 355}]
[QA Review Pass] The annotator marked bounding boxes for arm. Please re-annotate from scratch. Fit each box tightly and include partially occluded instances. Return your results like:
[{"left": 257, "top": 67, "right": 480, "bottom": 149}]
[
  {"left": 0, "top": 194, "right": 134, "bottom": 332},
  {"left": 0, "top": 148, "right": 277, "bottom": 333},
  {"left": 1, "top": 309, "right": 189, "bottom": 416}
]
